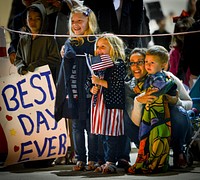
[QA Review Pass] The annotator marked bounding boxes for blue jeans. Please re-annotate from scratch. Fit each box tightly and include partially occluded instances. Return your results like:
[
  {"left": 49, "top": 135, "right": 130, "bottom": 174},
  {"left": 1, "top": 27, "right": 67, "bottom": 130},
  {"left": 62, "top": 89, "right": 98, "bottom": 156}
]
[
  {"left": 98, "top": 134, "right": 132, "bottom": 163},
  {"left": 117, "top": 135, "right": 131, "bottom": 162},
  {"left": 100, "top": 135, "right": 119, "bottom": 163},
  {"left": 123, "top": 110, "right": 140, "bottom": 147},
  {"left": 170, "top": 105, "right": 193, "bottom": 155},
  {"left": 71, "top": 118, "right": 98, "bottom": 163},
  {"left": 114, "top": 110, "right": 139, "bottom": 163}
]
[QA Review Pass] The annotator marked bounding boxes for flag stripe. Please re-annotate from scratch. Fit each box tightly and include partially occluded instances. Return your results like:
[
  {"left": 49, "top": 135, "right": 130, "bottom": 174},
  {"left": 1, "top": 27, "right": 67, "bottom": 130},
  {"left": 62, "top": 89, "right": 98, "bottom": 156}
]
[{"left": 91, "top": 55, "right": 114, "bottom": 71}]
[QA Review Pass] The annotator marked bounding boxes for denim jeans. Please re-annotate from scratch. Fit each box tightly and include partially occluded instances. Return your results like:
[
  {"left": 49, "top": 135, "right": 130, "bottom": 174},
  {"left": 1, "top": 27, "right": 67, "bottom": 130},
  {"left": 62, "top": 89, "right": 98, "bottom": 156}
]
[
  {"left": 98, "top": 134, "right": 132, "bottom": 163},
  {"left": 117, "top": 135, "right": 131, "bottom": 162},
  {"left": 170, "top": 105, "right": 193, "bottom": 155},
  {"left": 114, "top": 110, "right": 139, "bottom": 163},
  {"left": 123, "top": 110, "right": 140, "bottom": 147},
  {"left": 96, "top": 111, "right": 134, "bottom": 164},
  {"left": 100, "top": 135, "right": 119, "bottom": 163},
  {"left": 71, "top": 118, "right": 98, "bottom": 163}
]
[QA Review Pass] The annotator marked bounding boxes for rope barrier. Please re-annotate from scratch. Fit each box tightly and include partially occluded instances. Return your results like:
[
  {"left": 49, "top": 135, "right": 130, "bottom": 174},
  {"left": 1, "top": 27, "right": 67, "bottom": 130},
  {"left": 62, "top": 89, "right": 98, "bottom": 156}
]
[{"left": 1, "top": 25, "right": 200, "bottom": 38}]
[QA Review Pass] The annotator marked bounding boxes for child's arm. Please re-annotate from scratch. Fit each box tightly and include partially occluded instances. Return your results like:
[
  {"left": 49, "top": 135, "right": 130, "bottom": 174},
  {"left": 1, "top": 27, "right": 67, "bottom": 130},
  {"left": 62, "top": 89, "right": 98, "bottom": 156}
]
[
  {"left": 91, "top": 75, "right": 108, "bottom": 88},
  {"left": 14, "top": 39, "right": 28, "bottom": 75},
  {"left": 164, "top": 71, "right": 193, "bottom": 110},
  {"left": 90, "top": 85, "right": 100, "bottom": 95},
  {"left": 150, "top": 74, "right": 176, "bottom": 97}
]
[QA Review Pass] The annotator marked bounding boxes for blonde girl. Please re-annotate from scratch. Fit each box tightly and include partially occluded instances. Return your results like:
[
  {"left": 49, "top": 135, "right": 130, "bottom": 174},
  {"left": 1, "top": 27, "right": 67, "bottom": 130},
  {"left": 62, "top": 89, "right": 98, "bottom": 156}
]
[
  {"left": 86, "top": 33, "right": 127, "bottom": 173},
  {"left": 54, "top": 5, "right": 99, "bottom": 171}
]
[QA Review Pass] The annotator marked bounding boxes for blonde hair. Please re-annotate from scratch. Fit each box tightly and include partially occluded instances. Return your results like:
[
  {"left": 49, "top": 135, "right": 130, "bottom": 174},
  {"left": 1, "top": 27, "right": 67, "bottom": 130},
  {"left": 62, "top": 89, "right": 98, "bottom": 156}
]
[
  {"left": 146, "top": 45, "right": 169, "bottom": 64},
  {"left": 95, "top": 33, "right": 126, "bottom": 62},
  {"left": 68, "top": 6, "right": 98, "bottom": 45}
]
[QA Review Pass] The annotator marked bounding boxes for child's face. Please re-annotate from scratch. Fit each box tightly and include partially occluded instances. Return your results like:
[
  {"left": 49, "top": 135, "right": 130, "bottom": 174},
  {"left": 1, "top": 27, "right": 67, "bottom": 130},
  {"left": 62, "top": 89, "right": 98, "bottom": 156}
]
[
  {"left": 144, "top": 55, "right": 166, "bottom": 75},
  {"left": 95, "top": 38, "right": 111, "bottom": 55},
  {"left": 27, "top": 10, "right": 42, "bottom": 34},
  {"left": 71, "top": 13, "right": 89, "bottom": 35}
]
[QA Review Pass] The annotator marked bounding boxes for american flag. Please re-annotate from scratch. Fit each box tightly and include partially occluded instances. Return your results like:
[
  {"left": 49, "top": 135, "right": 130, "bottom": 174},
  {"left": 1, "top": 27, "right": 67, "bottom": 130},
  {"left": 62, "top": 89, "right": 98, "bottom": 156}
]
[{"left": 91, "top": 54, "right": 114, "bottom": 71}]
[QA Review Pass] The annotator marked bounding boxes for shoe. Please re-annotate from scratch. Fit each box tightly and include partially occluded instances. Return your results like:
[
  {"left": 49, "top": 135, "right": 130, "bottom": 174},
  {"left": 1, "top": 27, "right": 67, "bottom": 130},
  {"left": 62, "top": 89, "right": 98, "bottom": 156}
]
[
  {"left": 73, "top": 161, "right": 86, "bottom": 171},
  {"left": 103, "top": 162, "right": 117, "bottom": 174},
  {"left": 86, "top": 161, "right": 100, "bottom": 171},
  {"left": 174, "top": 158, "right": 188, "bottom": 169},
  {"left": 53, "top": 157, "right": 66, "bottom": 165},
  {"left": 127, "top": 165, "right": 136, "bottom": 175},
  {"left": 94, "top": 162, "right": 116, "bottom": 174},
  {"left": 173, "top": 153, "right": 188, "bottom": 169},
  {"left": 86, "top": 161, "right": 95, "bottom": 171},
  {"left": 117, "top": 159, "right": 131, "bottom": 168}
]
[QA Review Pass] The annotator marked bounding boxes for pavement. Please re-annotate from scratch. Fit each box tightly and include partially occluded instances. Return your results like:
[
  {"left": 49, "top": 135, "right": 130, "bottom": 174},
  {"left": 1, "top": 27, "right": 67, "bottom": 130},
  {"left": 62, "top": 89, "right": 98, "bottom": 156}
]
[{"left": 1, "top": 150, "right": 200, "bottom": 180}]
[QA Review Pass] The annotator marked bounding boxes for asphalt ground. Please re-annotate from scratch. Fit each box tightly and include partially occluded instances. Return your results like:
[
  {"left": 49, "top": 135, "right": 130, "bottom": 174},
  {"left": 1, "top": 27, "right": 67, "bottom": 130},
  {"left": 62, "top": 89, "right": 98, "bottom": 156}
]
[{"left": 1, "top": 151, "right": 200, "bottom": 180}]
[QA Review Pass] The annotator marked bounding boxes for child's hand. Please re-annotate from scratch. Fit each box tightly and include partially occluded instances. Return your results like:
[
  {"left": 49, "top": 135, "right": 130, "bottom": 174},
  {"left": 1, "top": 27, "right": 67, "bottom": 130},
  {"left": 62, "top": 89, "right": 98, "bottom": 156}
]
[
  {"left": 91, "top": 75, "right": 100, "bottom": 85},
  {"left": 90, "top": 85, "right": 100, "bottom": 95},
  {"left": 60, "top": 45, "right": 65, "bottom": 58},
  {"left": 9, "top": 52, "right": 16, "bottom": 64},
  {"left": 18, "top": 66, "right": 28, "bottom": 75},
  {"left": 136, "top": 88, "right": 158, "bottom": 105}
]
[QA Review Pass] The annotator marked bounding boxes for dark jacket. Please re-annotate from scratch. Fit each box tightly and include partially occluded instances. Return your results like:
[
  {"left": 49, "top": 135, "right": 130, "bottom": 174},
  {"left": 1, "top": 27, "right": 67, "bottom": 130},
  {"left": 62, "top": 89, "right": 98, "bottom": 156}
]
[
  {"left": 152, "top": 29, "right": 171, "bottom": 52},
  {"left": 84, "top": 0, "right": 144, "bottom": 49},
  {"left": 7, "top": 10, "right": 27, "bottom": 56},
  {"left": 54, "top": 37, "right": 96, "bottom": 122},
  {"left": 182, "top": 20, "right": 200, "bottom": 76}
]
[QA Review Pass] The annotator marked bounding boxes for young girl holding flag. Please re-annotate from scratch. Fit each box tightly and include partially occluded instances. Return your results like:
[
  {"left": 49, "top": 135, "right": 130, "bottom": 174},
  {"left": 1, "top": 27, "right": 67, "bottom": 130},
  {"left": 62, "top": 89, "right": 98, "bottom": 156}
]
[{"left": 85, "top": 33, "right": 127, "bottom": 173}]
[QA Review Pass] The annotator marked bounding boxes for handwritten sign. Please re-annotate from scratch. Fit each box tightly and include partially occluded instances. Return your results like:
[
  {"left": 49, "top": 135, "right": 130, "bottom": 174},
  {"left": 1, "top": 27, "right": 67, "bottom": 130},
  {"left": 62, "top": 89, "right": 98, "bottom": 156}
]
[{"left": 0, "top": 65, "right": 68, "bottom": 167}]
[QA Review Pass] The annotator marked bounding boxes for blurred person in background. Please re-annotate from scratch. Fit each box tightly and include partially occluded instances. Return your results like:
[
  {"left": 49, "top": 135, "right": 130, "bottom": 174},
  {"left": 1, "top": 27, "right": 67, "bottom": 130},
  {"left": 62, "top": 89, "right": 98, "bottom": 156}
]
[
  {"left": 169, "top": 10, "right": 195, "bottom": 88},
  {"left": 152, "top": 17, "right": 172, "bottom": 52},
  {"left": 182, "top": 0, "right": 200, "bottom": 88}
]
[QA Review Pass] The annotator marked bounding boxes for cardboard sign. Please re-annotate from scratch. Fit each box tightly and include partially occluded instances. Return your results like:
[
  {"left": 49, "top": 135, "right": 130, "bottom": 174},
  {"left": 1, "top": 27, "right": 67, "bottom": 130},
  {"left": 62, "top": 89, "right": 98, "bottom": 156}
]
[
  {"left": 0, "top": 65, "right": 68, "bottom": 167},
  {"left": 0, "top": 57, "right": 17, "bottom": 78}
]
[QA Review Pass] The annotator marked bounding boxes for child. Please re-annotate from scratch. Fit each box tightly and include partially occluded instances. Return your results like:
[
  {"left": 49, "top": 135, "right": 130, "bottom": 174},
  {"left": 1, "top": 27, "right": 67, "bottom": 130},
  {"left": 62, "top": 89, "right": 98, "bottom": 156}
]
[
  {"left": 8, "top": 0, "right": 38, "bottom": 64},
  {"left": 14, "top": 2, "right": 61, "bottom": 168},
  {"left": 128, "top": 45, "right": 177, "bottom": 174},
  {"left": 169, "top": 10, "right": 195, "bottom": 88},
  {"left": 85, "top": 33, "right": 126, "bottom": 173},
  {"left": 54, "top": 5, "right": 99, "bottom": 171},
  {"left": 14, "top": 3, "right": 61, "bottom": 83}
]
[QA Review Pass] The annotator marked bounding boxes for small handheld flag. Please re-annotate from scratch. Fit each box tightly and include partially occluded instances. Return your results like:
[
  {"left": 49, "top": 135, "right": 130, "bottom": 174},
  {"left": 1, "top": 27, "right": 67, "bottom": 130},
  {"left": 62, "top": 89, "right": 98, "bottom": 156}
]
[{"left": 91, "top": 55, "right": 114, "bottom": 71}]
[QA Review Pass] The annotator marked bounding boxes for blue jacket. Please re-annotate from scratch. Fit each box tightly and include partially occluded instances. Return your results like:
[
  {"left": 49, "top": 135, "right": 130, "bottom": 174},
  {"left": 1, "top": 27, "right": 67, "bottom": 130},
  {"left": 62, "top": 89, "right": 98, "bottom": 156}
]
[{"left": 54, "top": 37, "right": 96, "bottom": 122}]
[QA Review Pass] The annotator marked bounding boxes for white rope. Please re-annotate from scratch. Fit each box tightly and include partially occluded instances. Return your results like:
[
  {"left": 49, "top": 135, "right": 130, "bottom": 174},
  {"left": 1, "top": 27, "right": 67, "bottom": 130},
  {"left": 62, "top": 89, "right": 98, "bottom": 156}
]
[{"left": 1, "top": 25, "right": 200, "bottom": 38}]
